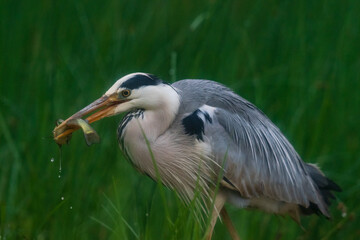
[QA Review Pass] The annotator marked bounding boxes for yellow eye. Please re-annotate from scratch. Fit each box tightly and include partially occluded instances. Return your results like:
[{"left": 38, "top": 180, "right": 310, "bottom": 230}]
[{"left": 121, "top": 89, "right": 131, "bottom": 98}]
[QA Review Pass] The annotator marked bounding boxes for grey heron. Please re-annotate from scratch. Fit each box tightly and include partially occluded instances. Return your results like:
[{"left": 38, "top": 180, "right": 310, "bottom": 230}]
[{"left": 53, "top": 73, "right": 341, "bottom": 239}]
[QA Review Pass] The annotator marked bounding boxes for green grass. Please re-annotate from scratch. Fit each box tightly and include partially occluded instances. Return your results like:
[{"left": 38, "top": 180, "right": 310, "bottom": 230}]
[{"left": 1, "top": 0, "right": 359, "bottom": 239}]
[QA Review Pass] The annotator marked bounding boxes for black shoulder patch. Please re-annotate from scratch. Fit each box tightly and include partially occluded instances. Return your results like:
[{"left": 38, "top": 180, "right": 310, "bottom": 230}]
[
  {"left": 202, "top": 111, "right": 213, "bottom": 124},
  {"left": 182, "top": 109, "right": 212, "bottom": 141},
  {"left": 120, "top": 74, "right": 162, "bottom": 90}
]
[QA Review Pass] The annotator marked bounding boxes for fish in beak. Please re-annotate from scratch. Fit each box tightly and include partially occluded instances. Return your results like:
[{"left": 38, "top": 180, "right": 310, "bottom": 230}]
[{"left": 53, "top": 94, "right": 127, "bottom": 146}]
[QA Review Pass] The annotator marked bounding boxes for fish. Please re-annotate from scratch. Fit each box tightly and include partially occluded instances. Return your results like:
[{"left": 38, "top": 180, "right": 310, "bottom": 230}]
[{"left": 53, "top": 118, "right": 100, "bottom": 146}]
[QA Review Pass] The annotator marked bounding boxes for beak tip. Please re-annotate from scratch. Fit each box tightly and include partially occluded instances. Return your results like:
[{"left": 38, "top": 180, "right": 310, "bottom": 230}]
[{"left": 53, "top": 95, "right": 115, "bottom": 146}]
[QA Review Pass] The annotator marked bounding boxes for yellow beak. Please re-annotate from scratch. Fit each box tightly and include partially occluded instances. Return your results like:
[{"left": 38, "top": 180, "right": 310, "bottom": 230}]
[{"left": 53, "top": 94, "right": 127, "bottom": 145}]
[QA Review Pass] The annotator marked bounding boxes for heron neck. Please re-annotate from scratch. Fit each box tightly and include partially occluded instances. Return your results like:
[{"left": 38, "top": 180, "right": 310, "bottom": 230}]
[{"left": 139, "top": 87, "right": 180, "bottom": 141}]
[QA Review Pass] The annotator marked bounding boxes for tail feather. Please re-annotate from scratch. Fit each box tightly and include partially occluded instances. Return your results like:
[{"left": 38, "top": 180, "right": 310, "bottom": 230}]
[{"left": 299, "top": 164, "right": 341, "bottom": 217}]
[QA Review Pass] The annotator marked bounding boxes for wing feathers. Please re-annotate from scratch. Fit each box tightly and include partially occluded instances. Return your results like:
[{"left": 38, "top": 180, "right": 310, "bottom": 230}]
[
  {"left": 173, "top": 79, "right": 337, "bottom": 216},
  {"left": 213, "top": 107, "right": 324, "bottom": 209}
]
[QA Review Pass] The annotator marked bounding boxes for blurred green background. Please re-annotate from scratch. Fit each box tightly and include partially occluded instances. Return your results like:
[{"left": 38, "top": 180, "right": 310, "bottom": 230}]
[{"left": 1, "top": 0, "right": 359, "bottom": 239}]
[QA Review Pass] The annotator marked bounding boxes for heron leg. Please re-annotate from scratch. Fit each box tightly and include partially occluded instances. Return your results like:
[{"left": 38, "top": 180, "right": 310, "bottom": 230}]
[
  {"left": 220, "top": 207, "right": 241, "bottom": 240},
  {"left": 205, "top": 191, "right": 226, "bottom": 240}
]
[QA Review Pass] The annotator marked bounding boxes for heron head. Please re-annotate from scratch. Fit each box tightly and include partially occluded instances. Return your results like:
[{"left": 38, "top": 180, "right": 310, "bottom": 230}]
[{"left": 53, "top": 72, "right": 177, "bottom": 144}]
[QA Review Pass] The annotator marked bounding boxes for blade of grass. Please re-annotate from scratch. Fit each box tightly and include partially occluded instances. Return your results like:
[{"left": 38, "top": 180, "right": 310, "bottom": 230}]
[
  {"left": 136, "top": 119, "right": 173, "bottom": 227},
  {"left": 0, "top": 111, "right": 21, "bottom": 219}
]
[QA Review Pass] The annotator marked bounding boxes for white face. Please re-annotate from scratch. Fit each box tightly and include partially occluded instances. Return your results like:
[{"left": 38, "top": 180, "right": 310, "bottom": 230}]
[
  {"left": 105, "top": 72, "right": 150, "bottom": 95},
  {"left": 104, "top": 73, "right": 178, "bottom": 114}
]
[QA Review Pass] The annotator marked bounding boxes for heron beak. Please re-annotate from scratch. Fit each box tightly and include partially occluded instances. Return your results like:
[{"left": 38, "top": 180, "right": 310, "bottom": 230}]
[{"left": 53, "top": 94, "right": 126, "bottom": 145}]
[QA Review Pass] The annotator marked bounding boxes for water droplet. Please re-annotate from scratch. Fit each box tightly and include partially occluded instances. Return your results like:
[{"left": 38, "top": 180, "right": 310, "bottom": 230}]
[
  {"left": 61, "top": 197, "right": 64, "bottom": 201},
  {"left": 70, "top": 206, "right": 73, "bottom": 209},
  {"left": 59, "top": 152, "right": 62, "bottom": 171},
  {"left": 342, "top": 212, "right": 347, "bottom": 218},
  {"left": 145, "top": 213, "right": 149, "bottom": 217},
  {"left": 50, "top": 157, "right": 54, "bottom": 162},
  {"left": 58, "top": 175, "right": 61, "bottom": 178}
]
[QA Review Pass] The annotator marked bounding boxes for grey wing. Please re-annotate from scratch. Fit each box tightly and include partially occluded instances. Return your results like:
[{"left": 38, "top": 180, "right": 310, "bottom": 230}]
[
  {"left": 210, "top": 108, "right": 322, "bottom": 207},
  {"left": 172, "top": 79, "right": 327, "bottom": 214}
]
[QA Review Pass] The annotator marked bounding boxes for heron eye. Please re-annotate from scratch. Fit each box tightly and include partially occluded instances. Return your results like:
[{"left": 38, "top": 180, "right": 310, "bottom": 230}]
[{"left": 121, "top": 89, "right": 131, "bottom": 98}]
